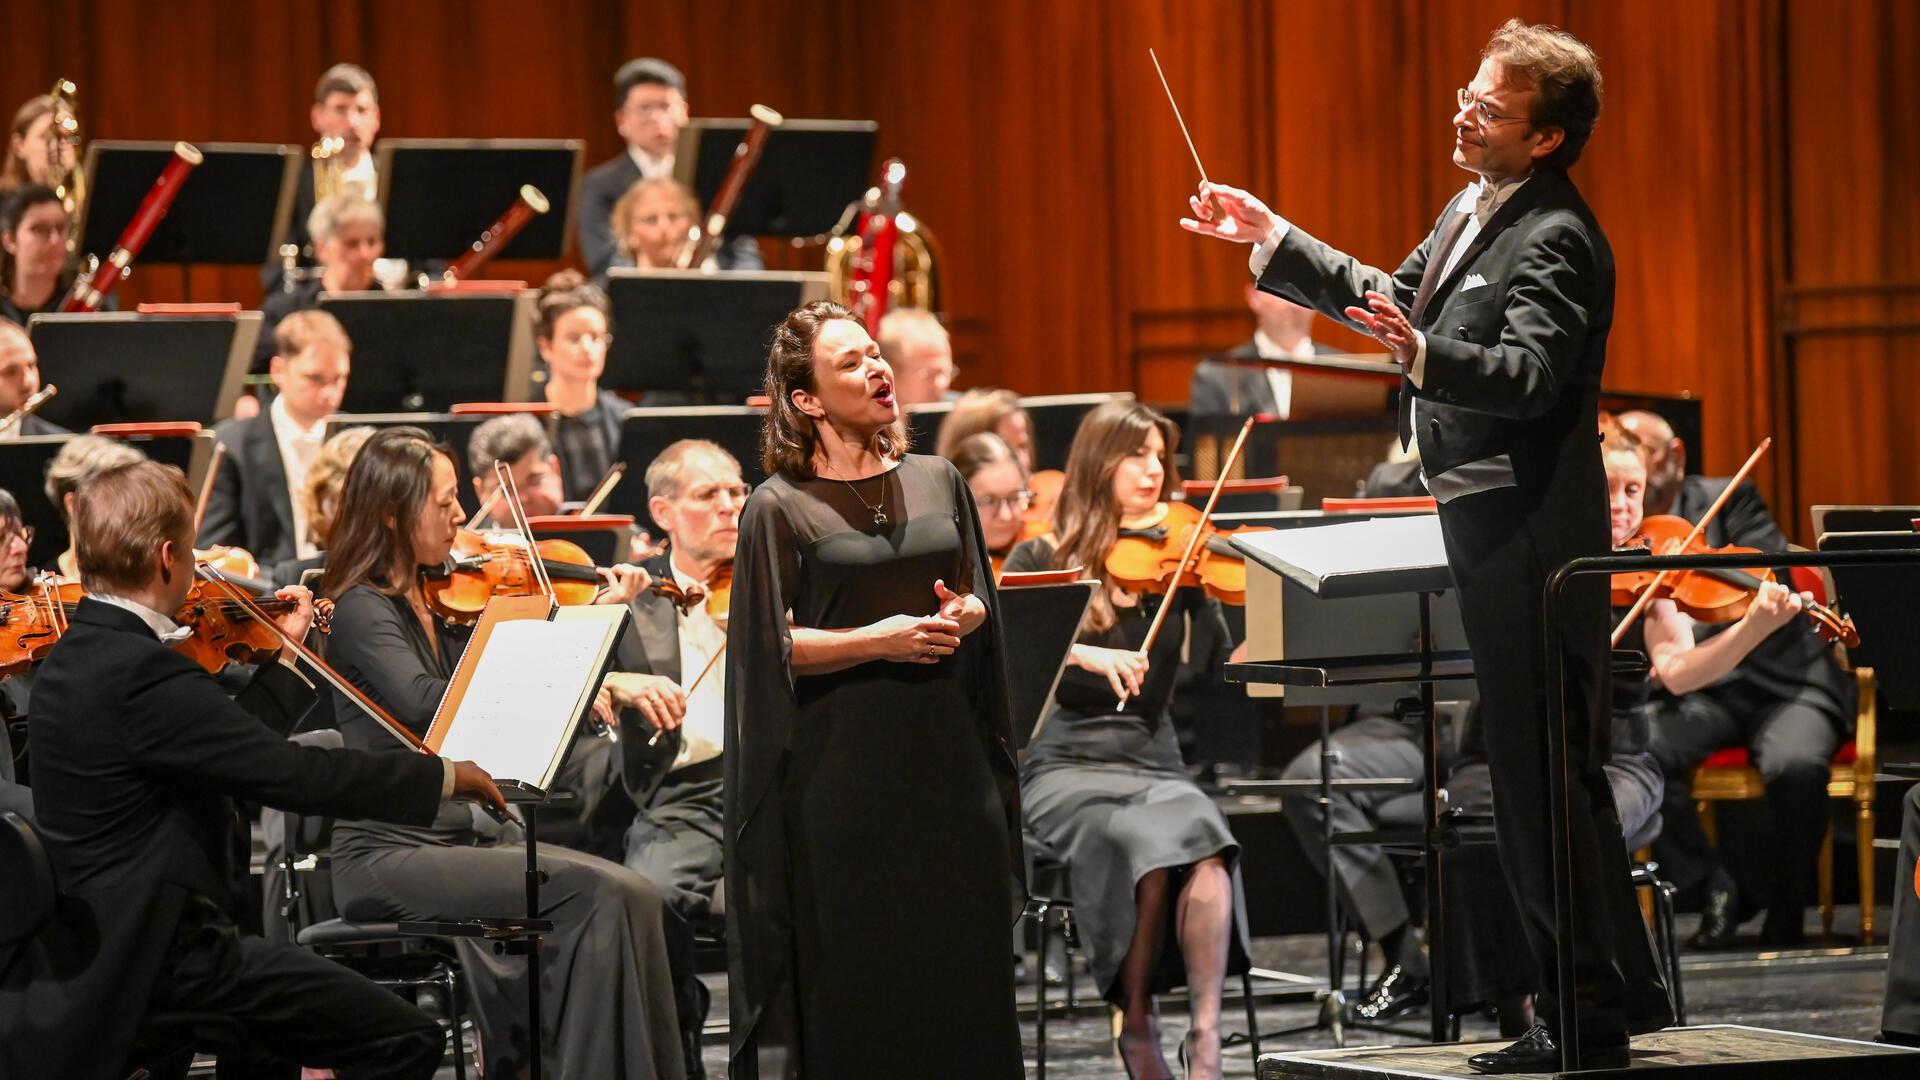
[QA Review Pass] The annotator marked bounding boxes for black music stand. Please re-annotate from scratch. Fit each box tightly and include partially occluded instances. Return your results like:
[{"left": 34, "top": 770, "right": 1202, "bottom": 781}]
[
  {"left": 26, "top": 312, "right": 260, "bottom": 429},
  {"left": 324, "top": 412, "right": 496, "bottom": 511},
  {"left": 608, "top": 406, "right": 763, "bottom": 533},
  {"left": 79, "top": 141, "right": 298, "bottom": 267},
  {"left": 375, "top": 139, "right": 584, "bottom": 262},
  {"left": 1817, "top": 529, "right": 1920, "bottom": 711},
  {"left": 603, "top": 270, "right": 825, "bottom": 402},
  {"left": 319, "top": 292, "right": 537, "bottom": 413},
  {"left": 1813, "top": 505, "right": 1920, "bottom": 537},
  {"left": 998, "top": 581, "right": 1095, "bottom": 749},
  {"left": 1019, "top": 393, "right": 1135, "bottom": 473},
  {"left": 0, "top": 431, "right": 211, "bottom": 571},
  {"left": 673, "top": 119, "right": 877, "bottom": 238}
]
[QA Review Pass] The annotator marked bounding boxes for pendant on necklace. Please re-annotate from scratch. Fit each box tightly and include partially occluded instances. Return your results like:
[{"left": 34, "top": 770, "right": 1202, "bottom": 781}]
[{"left": 871, "top": 509, "right": 889, "bottom": 528}]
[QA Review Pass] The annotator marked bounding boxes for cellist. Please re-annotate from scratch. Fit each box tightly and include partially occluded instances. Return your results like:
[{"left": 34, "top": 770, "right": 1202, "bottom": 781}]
[{"left": 1001, "top": 400, "right": 1247, "bottom": 1080}]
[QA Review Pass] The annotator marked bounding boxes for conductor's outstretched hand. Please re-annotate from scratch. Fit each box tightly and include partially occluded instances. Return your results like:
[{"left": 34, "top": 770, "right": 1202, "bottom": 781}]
[{"left": 1180, "top": 182, "right": 1278, "bottom": 244}]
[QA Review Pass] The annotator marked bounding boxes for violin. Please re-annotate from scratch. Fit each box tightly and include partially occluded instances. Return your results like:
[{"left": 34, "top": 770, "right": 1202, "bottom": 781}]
[
  {"left": 422, "top": 527, "right": 613, "bottom": 623},
  {"left": 0, "top": 576, "right": 323, "bottom": 677},
  {"left": 1104, "top": 499, "right": 1273, "bottom": 606},
  {"left": 990, "top": 516, "right": 1054, "bottom": 580},
  {"left": 648, "top": 562, "right": 733, "bottom": 620},
  {"left": 1025, "top": 469, "right": 1065, "bottom": 530},
  {"left": 1610, "top": 515, "right": 1860, "bottom": 646}
]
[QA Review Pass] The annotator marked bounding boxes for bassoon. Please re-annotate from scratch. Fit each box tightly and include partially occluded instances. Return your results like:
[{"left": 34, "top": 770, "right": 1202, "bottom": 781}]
[
  {"left": 61, "top": 141, "right": 203, "bottom": 313},
  {"left": 443, "top": 184, "right": 550, "bottom": 283},
  {"left": 674, "top": 104, "right": 783, "bottom": 269}
]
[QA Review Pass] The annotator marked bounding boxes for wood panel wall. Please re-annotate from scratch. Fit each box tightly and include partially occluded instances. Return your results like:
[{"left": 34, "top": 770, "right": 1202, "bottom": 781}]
[{"left": 4, "top": 1, "right": 1914, "bottom": 533}]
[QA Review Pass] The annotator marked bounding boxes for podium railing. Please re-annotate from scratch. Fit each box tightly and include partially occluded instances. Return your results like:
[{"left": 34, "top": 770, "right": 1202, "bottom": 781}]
[{"left": 1542, "top": 545, "right": 1920, "bottom": 1070}]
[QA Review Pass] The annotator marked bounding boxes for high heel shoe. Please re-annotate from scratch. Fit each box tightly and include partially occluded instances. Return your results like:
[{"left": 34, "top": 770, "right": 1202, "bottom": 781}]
[{"left": 1114, "top": 1030, "right": 1174, "bottom": 1080}]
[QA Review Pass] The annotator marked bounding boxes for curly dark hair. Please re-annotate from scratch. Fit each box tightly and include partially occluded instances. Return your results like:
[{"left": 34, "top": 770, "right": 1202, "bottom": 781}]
[{"left": 760, "top": 300, "right": 909, "bottom": 478}]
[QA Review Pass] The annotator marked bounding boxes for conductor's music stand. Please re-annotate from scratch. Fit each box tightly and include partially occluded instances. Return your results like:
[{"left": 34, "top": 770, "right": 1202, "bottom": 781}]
[
  {"left": 602, "top": 270, "right": 825, "bottom": 402},
  {"left": 375, "top": 139, "right": 584, "bottom": 263},
  {"left": 27, "top": 311, "right": 260, "bottom": 428},
  {"left": 78, "top": 141, "right": 298, "bottom": 268},
  {"left": 674, "top": 119, "right": 877, "bottom": 238},
  {"left": 319, "top": 292, "right": 537, "bottom": 413}
]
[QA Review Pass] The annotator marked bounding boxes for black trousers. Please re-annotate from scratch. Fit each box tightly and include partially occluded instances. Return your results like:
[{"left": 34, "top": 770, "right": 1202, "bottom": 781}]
[
  {"left": 1883, "top": 784, "right": 1920, "bottom": 1040},
  {"left": 625, "top": 756, "right": 726, "bottom": 1080},
  {"left": 1437, "top": 489, "right": 1670, "bottom": 1042},
  {"left": 1648, "top": 683, "right": 1839, "bottom": 909},
  {"left": 140, "top": 900, "right": 442, "bottom": 1080}
]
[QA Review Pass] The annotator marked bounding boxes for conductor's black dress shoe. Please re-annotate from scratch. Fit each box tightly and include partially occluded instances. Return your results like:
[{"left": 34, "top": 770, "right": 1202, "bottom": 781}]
[{"left": 1467, "top": 1024, "right": 1630, "bottom": 1074}]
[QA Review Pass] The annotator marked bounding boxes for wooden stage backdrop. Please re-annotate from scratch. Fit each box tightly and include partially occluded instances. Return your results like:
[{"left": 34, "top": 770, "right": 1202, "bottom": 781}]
[{"left": 3, "top": 0, "right": 1914, "bottom": 538}]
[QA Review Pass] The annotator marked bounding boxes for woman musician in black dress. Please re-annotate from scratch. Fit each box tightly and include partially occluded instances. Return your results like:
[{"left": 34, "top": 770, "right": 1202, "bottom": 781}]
[
  {"left": 1002, "top": 400, "right": 1251, "bottom": 1080},
  {"left": 724, "top": 300, "right": 1024, "bottom": 1077},
  {"left": 317, "top": 426, "right": 687, "bottom": 1079}
]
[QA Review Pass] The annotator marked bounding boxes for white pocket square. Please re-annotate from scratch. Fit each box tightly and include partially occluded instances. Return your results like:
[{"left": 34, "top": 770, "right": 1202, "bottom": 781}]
[{"left": 1460, "top": 273, "right": 1491, "bottom": 292}]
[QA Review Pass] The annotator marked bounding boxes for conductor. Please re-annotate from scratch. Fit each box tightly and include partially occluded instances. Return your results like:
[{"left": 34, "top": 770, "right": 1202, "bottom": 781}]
[{"left": 1182, "top": 19, "right": 1667, "bottom": 1073}]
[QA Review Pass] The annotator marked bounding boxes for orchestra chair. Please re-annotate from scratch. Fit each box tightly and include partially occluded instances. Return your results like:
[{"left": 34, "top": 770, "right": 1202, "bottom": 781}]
[
  {"left": 0, "top": 812, "right": 245, "bottom": 1080},
  {"left": 278, "top": 796, "right": 473, "bottom": 1080},
  {"left": 1629, "top": 854, "right": 1687, "bottom": 1025},
  {"left": 1688, "top": 565, "right": 1879, "bottom": 943}
]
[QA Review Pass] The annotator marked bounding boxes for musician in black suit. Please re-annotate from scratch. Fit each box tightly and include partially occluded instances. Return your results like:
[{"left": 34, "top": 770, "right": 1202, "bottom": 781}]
[
  {"left": 201, "top": 310, "right": 352, "bottom": 567},
  {"left": 1185, "top": 20, "right": 1665, "bottom": 1072},
  {"left": 1189, "top": 286, "right": 1336, "bottom": 417},
  {"left": 1617, "top": 409, "right": 1855, "bottom": 948},
  {"left": 0, "top": 320, "right": 65, "bottom": 436},
  {"left": 265, "top": 63, "right": 384, "bottom": 294},
  {"left": 577, "top": 58, "right": 763, "bottom": 277},
  {"left": 0, "top": 458, "right": 507, "bottom": 1079}
]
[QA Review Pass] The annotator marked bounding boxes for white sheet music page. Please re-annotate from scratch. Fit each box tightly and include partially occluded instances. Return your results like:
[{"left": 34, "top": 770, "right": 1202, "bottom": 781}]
[
  {"left": 1237, "top": 514, "right": 1449, "bottom": 582},
  {"left": 436, "top": 610, "right": 619, "bottom": 787}
]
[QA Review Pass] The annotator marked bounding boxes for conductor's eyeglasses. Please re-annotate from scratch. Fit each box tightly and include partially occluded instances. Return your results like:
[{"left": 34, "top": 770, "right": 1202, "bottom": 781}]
[{"left": 1456, "top": 88, "right": 1528, "bottom": 129}]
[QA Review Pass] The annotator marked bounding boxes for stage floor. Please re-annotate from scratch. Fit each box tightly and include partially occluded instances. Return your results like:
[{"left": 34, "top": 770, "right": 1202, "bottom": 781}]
[{"left": 1255, "top": 1025, "right": 1918, "bottom": 1078}]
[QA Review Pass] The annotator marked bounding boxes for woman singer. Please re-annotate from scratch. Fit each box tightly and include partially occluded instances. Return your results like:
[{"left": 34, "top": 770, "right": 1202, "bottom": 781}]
[
  {"left": 318, "top": 425, "right": 686, "bottom": 1079},
  {"left": 725, "top": 300, "right": 1024, "bottom": 1077},
  {"left": 1002, "top": 400, "right": 1251, "bottom": 1080}
]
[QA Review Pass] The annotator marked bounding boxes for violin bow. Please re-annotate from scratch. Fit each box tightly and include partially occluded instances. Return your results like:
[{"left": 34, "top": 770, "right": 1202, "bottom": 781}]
[
  {"left": 194, "top": 561, "right": 518, "bottom": 822},
  {"left": 493, "top": 460, "right": 557, "bottom": 610},
  {"left": 1610, "top": 437, "right": 1772, "bottom": 647},
  {"left": 467, "top": 484, "right": 504, "bottom": 530},
  {"left": 192, "top": 441, "right": 227, "bottom": 537},
  {"left": 1116, "top": 416, "right": 1254, "bottom": 710},
  {"left": 578, "top": 462, "right": 626, "bottom": 516}
]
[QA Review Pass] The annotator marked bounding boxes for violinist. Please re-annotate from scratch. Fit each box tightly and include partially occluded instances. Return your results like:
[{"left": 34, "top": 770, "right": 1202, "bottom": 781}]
[
  {"left": 468, "top": 412, "right": 565, "bottom": 525},
  {"left": 599, "top": 437, "right": 745, "bottom": 1078},
  {"left": 202, "top": 310, "right": 352, "bottom": 565},
  {"left": 947, "top": 431, "right": 1033, "bottom": 572},
  {"left": 0, "top": 323, "right": 61, "bottom": 437},
  {"left": 1615, "top": 409, "right": 1856, "bottom": 949},
  {"left": 316, "top": 425, "right": 686, "bottom": 1079},
  {"left": 44, "top": 433, "right": 144, "bottom": 579},
  {"left": 726, "top": 300, "right": 1022, "bottom": 1077},
  {"left": 935, "top": 386, "right": 1035, "bottom": 472},
  {"left": 0, "top": 488, "right": 33, "bottom": 824},
  {"left": 534, "top": 270, "right": 633, "bottom": 501},
  {"left": 2, "top": 458, "right": 508, "bottom": 1079},
  {"left": 1002, "top": 400, "right": 1247, "bottom": 1080}
]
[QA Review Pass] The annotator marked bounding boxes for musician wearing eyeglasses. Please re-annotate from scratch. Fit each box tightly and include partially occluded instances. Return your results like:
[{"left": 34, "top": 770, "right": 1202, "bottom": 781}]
[
  {"left": 1184, "top": 19, "right": 1664, "bottom": 1072},
  {"left": 0, "top": 322, "right": 63, "bottom": 437},
  {"left": 947, "top": 432, "right": 1031, "bottom": 570},
  {"left": 266, "top": 63, "right": 385, "bottom": 292},
  {"left": 578, "top": 58, "right": 764, "bottom": 278},
  {"left": 251, "top": 196, "right": 385, "bottom": 376}
]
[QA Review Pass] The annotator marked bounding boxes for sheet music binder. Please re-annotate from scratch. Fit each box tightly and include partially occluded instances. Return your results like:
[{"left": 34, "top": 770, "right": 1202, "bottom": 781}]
[{"left": 425, "top": 594, "right": 629, "bottom": 788}]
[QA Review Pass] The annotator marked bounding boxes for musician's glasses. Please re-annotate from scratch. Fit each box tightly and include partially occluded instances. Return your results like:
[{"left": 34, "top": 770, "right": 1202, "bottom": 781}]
[
  {"left": 1456, "top": 88, "right": 1528, "bottom": 129},
  {"left": 0, "top": 525, "right": 34, "bottom": 548},
  {"left": 977, "top": 490, "right": 1034, "bottom": 515}
]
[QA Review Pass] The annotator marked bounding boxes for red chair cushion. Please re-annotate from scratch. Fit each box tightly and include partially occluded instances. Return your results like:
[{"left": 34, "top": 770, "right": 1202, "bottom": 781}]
[{"left": 1697, "top": 740, "right": 1855, "bottom": 770}]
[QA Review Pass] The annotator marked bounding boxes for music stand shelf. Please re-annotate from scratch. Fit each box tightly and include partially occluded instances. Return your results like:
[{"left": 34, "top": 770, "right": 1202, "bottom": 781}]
[{"left": 1226, "top": 651, "right": 1476, "bottom": 689}]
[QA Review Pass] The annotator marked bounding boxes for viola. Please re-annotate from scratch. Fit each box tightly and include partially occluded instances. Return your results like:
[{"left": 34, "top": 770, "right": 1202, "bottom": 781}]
[
  {"left": 0, "top": 577, "right": 322, "bottom": 677},
  {"left": 1610, "top": 514, "right": 1859, "bottom": 646},
  {"left": 422, "top": 527, "right": 613, "bottom": 623},
  {"left": 1104, "top": 499, "right": 1273, "bottom": 606}
]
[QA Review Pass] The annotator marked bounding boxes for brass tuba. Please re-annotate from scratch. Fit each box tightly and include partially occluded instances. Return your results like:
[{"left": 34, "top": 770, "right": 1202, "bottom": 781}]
[
  {"left": 45, "top": 79, "right": 85, "bottom": 225},
  {"left": 825, "top": 158, "right": 941, "bottom": 334}
]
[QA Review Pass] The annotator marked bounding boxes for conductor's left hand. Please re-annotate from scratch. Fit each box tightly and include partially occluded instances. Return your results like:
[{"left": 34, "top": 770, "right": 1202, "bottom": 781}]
[
  {"left": 596, "top": 563, "right": 651, "bottom": 606},
  {"left": 268, "top": 585, "right": 315, "bottom": 644},
  {"left": 1344, "top": 291, "right": 1419, "bottom": 371}
]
